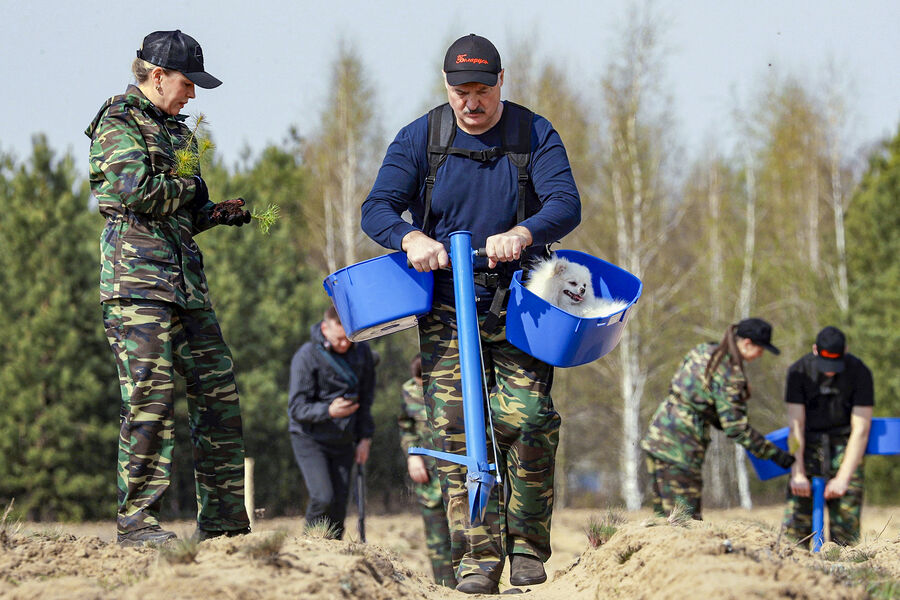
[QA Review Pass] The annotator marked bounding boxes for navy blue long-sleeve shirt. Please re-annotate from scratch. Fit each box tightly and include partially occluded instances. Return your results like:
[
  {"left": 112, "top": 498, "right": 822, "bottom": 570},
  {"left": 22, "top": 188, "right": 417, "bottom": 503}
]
[{"left": 361, "top": 102, "right": 581, "bottom": 304}]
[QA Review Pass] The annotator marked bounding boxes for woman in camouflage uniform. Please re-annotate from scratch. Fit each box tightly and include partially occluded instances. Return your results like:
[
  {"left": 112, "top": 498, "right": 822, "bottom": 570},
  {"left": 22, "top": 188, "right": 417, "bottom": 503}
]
[
  {"left": 85, "top": 30, "right": 252, "bottom": 546},
  {"left": 640, "top": 318, "right": 795, "bottom": 519}
]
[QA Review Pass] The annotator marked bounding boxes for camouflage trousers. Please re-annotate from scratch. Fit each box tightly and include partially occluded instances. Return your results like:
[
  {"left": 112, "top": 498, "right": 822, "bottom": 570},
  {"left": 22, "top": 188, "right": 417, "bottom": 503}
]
[
  {"left": 645, "top": 455, "right": 703, "bottom": 520},
  {"left": 103, "top": 298, "right": 249, "bottom": 534},
  {"left": 782, "top": 437, "right": 864, "bottom": 546},
  {"left": 413, "top": 469, "right": 456, "bottom": 587},
  {"left": 419, "top": 303, "right": 560, "bottom": 583}
]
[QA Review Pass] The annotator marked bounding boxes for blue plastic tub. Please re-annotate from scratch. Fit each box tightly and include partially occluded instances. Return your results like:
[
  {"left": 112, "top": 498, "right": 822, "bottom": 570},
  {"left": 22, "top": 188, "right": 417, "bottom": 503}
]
[
  {"left": 505, "top": 250, "right": 642, "bottom": 367},
  {"left": 747, "top": 427, "right": 791, "bottom": 481},
  {"left": 748, "top": 418, "right": 900, "bottom": 481},
  {"left": 866, "top": 417, "right": 900, "bottom": 455},
  {"left": 323, "top": 252, "right": 434, "bottom": 342}
]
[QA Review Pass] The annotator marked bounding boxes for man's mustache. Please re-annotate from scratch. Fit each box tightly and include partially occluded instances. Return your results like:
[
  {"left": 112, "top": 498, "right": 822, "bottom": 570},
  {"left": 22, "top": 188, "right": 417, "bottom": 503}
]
[{"left": 463, "top": 106, "right": 485, "bottom": 115}]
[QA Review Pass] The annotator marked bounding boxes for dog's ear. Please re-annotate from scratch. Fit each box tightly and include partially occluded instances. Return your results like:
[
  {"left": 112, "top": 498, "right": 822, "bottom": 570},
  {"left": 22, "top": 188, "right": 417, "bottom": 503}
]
[{"left": 553, "top": 259, "right": 568, "bottom": 277}]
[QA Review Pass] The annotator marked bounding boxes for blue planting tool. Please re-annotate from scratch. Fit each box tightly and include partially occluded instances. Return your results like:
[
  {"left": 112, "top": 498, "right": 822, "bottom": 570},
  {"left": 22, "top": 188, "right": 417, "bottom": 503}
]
[
  {"left": 747, "top": 417, "right": 899, "bottom": 552},
  {"left": 409, "top": 231, "right": 498, "bottom": 526},
  {"left": 811, "top": 477, "right": 826, "bottom": 552}
]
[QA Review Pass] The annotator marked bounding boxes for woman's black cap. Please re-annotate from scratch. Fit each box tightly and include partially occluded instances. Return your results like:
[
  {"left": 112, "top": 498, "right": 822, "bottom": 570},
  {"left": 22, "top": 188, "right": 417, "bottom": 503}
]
[
  {"left": 137, "top": 30, "right": 222, "bottom": 89},
  {"left": 735, "top": 317, "right": 780, "bottom": 355}
]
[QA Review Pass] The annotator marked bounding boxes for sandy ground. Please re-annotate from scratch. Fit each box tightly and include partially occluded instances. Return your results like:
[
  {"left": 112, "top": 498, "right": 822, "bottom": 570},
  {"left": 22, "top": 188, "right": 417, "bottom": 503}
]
[{"left": 2, "top": 505, "right": 898, "bottom": 599}]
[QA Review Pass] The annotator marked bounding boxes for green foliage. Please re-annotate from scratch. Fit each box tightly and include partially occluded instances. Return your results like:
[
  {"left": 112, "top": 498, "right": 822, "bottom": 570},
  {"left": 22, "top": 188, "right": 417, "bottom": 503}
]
[
  {"left": 250, "top": 203, "right": 280, "bottom": 235},
  {"left": 0, "top": 137, "right": 118, "bottom": 521},
  {"left": 846, "top": 124, "right": 900, "bottom": 503}
]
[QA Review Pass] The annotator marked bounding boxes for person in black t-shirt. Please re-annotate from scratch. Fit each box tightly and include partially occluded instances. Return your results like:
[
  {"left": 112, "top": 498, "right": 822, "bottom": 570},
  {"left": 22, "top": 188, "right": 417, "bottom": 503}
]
[{"left": 782, "top": 326, "right": 874, "bottom": 545}]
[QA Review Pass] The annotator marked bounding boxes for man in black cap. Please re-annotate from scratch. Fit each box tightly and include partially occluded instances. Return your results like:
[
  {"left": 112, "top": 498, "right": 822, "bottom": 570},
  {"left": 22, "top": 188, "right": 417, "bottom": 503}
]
[
  {"left": 782, "top": 326, "right": 874, "bottom": 545},
  {"left": 361, "top": 33, "right": 581, "bottom": 594}
]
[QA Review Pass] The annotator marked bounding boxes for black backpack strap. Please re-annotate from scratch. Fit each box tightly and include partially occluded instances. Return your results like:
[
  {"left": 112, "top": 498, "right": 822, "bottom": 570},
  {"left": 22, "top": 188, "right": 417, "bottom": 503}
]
[
  {"left": 500, "top": 102, "right": 535, "bottom": 224},
  {"left": 315, "top": 343, "right": 359, "bottom": 389},
  {"left": 423, "top": 104, "right": 457, "bottom": 236}
]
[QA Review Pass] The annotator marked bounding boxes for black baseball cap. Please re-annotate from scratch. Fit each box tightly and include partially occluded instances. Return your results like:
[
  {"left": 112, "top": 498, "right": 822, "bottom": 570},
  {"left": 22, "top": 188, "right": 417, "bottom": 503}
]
[
  {"left": 137, "top": 30, "right": 222, "bottom": 89},
  {"left": 815, "top": 326, "right": 847, "bottom": 373},
  {"left": 735, "top": 318, "right": 780, "bottom": 355},
  {"left": 443, "top": 34, "right": 501, "bottom": 87}
]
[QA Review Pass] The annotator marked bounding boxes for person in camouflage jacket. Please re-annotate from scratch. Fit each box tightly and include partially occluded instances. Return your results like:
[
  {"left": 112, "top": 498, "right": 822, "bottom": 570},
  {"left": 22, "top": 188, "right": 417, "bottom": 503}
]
[
  {"left": 398, "top": 355, "right": 456, "bottom": 588},
  {"left": 85, "top": 30, "right": 252, "bottom": 547},
  {"left": 640, "top": 318, "right": 795, "bottom": 519}
]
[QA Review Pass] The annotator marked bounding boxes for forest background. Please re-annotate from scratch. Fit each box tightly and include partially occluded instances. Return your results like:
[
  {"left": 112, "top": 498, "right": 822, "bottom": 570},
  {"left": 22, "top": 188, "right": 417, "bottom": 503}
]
[{"left": 1, "top": 7, "right": 899, "bottom": 522}]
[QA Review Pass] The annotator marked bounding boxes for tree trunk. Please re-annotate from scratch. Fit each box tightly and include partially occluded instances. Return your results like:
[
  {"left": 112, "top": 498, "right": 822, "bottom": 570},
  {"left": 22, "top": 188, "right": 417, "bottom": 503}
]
[{"left": 735, "top": 153, "right": 757, "bottom": 510}]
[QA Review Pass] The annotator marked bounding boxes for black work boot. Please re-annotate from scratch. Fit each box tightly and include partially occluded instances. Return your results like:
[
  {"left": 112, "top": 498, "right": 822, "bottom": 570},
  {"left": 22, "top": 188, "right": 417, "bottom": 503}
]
[
  {"left": 456, "top": 574, "right": 499, "bottom": 595},
  {"left": 193, "top": 526, "right": 251, "bottom": 542},
  {"left": 508, "top": 554, "right": 547, "bottom": 586},
  {"left": 117, "top": 525, "right": 177, "bottom": 547}
]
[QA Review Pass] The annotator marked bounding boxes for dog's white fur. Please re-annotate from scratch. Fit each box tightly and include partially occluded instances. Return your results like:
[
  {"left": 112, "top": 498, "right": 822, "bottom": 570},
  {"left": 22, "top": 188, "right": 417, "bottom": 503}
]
[{"left": 525, "top": 256, "right": 630, "bottom": 318}]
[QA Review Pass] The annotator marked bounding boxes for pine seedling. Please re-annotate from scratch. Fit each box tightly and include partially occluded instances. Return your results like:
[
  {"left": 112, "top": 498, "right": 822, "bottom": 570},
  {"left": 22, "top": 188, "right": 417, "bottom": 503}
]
[
  {"left": 251, "top": 203, "right": 281, "bottom": 234},
  {"left": 174, "top": 114, "right": 215, "bottom": 177}
]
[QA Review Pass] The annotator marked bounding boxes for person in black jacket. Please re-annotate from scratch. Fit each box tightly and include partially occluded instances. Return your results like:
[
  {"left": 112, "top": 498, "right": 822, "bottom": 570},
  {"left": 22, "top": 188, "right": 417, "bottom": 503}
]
[{"left": 288, "top": 305, "right": 376, "bottom": 538}]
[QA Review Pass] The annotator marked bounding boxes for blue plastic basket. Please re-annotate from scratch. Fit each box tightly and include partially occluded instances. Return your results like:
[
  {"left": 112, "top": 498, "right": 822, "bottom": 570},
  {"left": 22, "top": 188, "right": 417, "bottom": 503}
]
[
  {"left": 747, "top": 418, "right": 900, "bottom": 481},
  {"left": 505, "top": 250, "right": 643, "bottom": 367},
  {"left": 323, "top": 252, "right": 434, "bottom": 342},
  {"left": 746, "top": 427, "right": 790, "bottom": 481},
  {"left": 866, "top": 417, "right": 900, "bottom": 455}
]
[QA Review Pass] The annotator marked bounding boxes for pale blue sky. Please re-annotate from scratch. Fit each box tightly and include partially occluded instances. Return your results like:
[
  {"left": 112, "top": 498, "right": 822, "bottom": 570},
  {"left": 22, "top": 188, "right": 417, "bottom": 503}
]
[{"left": 3, "top": 0, "right": 898, "bottom": 174}]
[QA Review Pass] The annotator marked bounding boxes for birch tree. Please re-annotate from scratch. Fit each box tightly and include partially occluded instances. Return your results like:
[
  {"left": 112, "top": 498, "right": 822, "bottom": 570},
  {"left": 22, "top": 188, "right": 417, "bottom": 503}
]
[
  {"left": 589, "top": 6, "right": 685, "bottom": 510},
  {"left": 304, "top": 43, "right": 381, "bottom": 273},
  {"left": 822, "top": 64, "right": 852, "bottom": 320}
]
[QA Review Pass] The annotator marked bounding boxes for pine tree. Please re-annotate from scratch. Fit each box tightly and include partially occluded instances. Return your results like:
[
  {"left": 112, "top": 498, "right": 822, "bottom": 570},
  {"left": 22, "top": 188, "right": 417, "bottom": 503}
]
[
  {"left": 0, "top": 137, "right": 118, "bottom": 520},
  {"left": 845, "top": 125, "right": 900, "bottom": 503}
]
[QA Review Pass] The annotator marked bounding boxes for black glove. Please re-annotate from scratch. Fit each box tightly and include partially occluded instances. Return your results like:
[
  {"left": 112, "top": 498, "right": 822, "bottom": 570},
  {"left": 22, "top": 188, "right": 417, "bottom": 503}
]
[
  {"left": 192, "top": 176, "right": 210, "bottom": 206},
  {"left": 772, "top": 450, "right": 796, "bottom": 469},
  {"left": 211, "top": 198, "right": 252, "bottom": 227}
]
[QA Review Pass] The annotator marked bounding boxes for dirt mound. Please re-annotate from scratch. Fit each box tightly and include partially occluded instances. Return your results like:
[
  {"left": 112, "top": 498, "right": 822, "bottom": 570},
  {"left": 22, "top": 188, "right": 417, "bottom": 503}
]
[
  {"left": 0, "top": 529, "right": 442, "bottom": 600},
  {"left": 549, "top": 517, "right": 897, "bottom": 599},
  {"left": 1, "top": 509, "right": 897, "bottom": 599}
]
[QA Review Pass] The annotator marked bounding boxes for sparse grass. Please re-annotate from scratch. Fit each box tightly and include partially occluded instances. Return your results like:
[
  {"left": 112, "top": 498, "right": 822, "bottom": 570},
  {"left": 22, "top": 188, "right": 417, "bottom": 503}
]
[
  {"left": 586, "top": 508, "right": 627, "bottom": 548},
  {"left": 158, "top": 538, "right": 199, "bottom": 565},
  {"left": 303, "top": 519, "right": 341, "bottom": 540},
  {"left": 847, "top": 565, "right": 900, "bottom": 600},
  {"left": 241, "top": 529, "right": 288, "bottom": 561},
  {"left": 342, "top": 540, "right": 367, "bottom": 556},
  {"left": 616, "top": 544, "right": 640, "bottom": 564},
  {"left": 845, "top": 547, "right": 878, "bottom": 563},
  {"left": 29, "top": 526, "right": 71, "bottom": 542},
  {"left": 822, "top": 546, "right": 842, "bottom": 561},
  {"left": 667, "top": 502, "right": 693, "bottom": 527}
]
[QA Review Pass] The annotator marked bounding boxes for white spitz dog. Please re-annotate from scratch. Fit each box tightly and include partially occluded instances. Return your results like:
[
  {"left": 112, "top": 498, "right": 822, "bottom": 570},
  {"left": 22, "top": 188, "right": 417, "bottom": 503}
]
[{"left": 525, "top": 256, "right": 630, "bottom": 318}]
